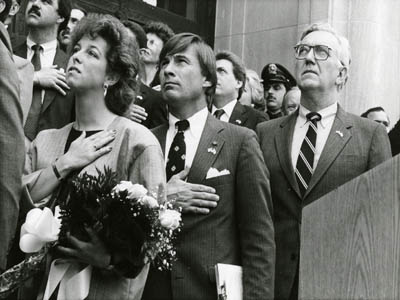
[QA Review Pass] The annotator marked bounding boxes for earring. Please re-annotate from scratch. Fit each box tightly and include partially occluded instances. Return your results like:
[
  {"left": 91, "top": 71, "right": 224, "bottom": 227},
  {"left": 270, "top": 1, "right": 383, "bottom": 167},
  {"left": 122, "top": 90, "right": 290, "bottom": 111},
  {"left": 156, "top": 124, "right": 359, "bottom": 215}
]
[{"left": 103, "top": 83, "right": 108, "bottom": 97}]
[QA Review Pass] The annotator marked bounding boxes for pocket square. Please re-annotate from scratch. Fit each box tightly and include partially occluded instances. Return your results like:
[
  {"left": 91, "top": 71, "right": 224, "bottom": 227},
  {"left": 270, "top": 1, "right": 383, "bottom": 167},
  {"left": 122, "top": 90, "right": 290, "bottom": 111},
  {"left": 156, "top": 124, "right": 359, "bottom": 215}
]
[{"left": 206, "top": 167, "right": 230, "bottom": 179}]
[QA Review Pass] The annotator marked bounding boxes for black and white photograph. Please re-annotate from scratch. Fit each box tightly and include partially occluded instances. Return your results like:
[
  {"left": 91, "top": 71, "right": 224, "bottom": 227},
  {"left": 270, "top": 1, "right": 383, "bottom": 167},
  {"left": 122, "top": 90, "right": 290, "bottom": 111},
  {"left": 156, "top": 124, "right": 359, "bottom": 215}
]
[{"left": 0, "top": 0, "right": 399, "bottom": 299}]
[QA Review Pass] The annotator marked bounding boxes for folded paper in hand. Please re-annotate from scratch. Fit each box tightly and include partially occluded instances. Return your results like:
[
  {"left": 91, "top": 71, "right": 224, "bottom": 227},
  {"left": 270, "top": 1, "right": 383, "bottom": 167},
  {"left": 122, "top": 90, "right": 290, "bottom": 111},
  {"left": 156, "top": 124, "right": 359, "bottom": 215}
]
[
  {"left": 215, "top": 263, "right": 242, "bottom": 300},
  {"left": 206, "top": 167, "right": 230, "bottom": 179}
]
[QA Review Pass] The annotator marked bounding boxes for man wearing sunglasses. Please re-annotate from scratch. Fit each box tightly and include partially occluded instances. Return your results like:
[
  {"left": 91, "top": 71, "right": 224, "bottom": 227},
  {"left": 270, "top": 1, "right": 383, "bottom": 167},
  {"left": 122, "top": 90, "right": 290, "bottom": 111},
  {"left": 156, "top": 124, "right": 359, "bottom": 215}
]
[{"left": 256, "top": 23, "right": 391, "bottom": 300}]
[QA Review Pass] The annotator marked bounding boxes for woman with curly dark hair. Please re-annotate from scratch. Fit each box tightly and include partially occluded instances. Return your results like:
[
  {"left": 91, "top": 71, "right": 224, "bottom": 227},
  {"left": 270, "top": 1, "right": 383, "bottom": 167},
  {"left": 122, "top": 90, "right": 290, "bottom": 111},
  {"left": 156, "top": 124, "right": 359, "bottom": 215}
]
[{"left": 23, "top": 13, "right": 165, "bottom": 300}]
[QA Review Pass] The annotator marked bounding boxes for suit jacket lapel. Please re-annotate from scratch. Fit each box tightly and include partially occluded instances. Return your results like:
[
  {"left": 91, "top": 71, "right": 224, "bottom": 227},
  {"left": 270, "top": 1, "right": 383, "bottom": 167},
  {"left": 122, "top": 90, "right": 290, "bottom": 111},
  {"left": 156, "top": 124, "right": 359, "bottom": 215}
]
[
  {"left": 0, "top": 23, "right": 13, "bottom": 54},
  {"left": 275, "top": 113, "right": 302, "bottom": 197},
  {"left": 14, "top": 41, "right": 28, "bottom": 58},
  {"left": 14, "top": 43, "right": 68, "bottom": 113},
  {"left": 152, "top": 124, "right": 168, "bottom": 156},
  {"left": 188, "top": 114, "right": 225, "bottom": 183},
  {"left": 304, "top": 106, "right": 352, "bottom": 201},
  {"left": 42, "top": 48, "right": 68, "bottom": 112},
  {"left": 229, "top": 102, "right": 248, "bottom": 126}
]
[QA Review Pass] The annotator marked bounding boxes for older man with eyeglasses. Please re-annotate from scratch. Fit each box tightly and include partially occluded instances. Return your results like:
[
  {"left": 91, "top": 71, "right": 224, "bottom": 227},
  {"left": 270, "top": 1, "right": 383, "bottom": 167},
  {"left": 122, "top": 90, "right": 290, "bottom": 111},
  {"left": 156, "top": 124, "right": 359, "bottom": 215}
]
[{"left": 256, "top": 23, "right": 391, "bottom": 300}]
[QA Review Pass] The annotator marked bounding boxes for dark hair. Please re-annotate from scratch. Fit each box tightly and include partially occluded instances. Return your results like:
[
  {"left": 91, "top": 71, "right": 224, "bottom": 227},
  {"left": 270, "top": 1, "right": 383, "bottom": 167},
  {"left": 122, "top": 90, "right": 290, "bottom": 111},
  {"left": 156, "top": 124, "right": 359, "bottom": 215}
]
[
  {"left": 159, "top": 32, "right": 217, "bottom": 98},
  {"left": 361, "top": 106, "right": 386, "bottom": 118},
  {"left": 0, "top": 0, "right": 12, "bottom": 23},
  {"left": 143, "top": 21, "right": 174, "bottom": 45},
  {"left": 215, "top": 50, "right": 246, "bottom": 99},
  {"left": 56, "top": 0, "right": 72, "bottom": 37},
  {"left": 70, "top": 13, "right": 140, "bottom": 115},
  {"left": 57, "top": 4, "right": 87, "bottom": 37},
  {"left": 72, "top": 4, "right": 87, "bottom": 16},
  {"left": 123, "top": 20, "right": 147, "bottom": 49}
]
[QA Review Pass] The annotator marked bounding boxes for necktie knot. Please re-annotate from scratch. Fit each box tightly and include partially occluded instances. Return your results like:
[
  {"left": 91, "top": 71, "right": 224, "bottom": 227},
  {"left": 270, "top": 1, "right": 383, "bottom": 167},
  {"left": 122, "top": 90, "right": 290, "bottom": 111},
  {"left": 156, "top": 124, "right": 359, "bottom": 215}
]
[
  {"left": 306, "top": 112, "right": 321, "bottom": 124},
  {"left": 30, "top": 44, "right": 42, "bottom": 72},
  {"left": 167, "top": 120, "right": 189, "bottom": 181},
  {"left": 31, "top": 44, "right": 42, "bottom": 54},
  {"left": 214, "top": 109, "right": 225, "bottom": 120},
  {"left": 176, "top": 120, "right": 189, "bottom": 132}
]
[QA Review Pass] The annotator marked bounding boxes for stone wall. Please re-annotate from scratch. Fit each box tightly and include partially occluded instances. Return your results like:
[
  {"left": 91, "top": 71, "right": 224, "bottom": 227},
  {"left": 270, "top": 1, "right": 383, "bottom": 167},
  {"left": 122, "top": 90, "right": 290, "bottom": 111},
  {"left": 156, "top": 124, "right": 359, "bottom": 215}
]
[{"left": 215, "top": 0, "right": 400, "bottom": 127}]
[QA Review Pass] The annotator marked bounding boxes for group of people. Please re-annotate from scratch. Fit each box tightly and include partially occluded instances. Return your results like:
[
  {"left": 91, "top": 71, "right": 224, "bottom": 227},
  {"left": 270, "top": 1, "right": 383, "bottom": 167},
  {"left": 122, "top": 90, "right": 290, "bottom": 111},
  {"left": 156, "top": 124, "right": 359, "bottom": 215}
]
[{"left": 0, "top": 0, "right": 396, "bottom": 299}]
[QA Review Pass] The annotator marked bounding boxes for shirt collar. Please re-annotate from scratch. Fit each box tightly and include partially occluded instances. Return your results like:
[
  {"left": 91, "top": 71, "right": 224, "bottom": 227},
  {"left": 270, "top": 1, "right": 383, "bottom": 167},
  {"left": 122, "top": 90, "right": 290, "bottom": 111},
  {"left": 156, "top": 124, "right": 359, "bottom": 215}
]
[
  {"left": 168, "top": 107, "right": 208, "bottom": 140},
  {"left": 212, "top": 99, "right": 237, "bottom": 118},
  {"left": 298, "top": 102, "right": 338, "bottom": 128},
  {"left": 27, "top": 37, "right": 58, "bottom": 53}
]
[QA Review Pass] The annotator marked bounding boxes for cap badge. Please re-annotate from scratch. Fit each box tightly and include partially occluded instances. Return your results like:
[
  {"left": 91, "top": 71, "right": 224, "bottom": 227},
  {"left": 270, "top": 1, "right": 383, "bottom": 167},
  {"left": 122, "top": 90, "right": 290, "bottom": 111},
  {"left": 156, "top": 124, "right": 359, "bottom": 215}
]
[{"left": 268, "top": 64, "right": 277, "bottom": 75}]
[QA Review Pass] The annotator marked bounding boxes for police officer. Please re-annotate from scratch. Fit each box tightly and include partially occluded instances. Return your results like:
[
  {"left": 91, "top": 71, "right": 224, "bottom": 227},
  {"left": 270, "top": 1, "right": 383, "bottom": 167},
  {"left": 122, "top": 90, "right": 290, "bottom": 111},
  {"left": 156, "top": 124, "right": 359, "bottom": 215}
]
[{"left": 261, "top": 63, "right": 296, "bottom": 119}]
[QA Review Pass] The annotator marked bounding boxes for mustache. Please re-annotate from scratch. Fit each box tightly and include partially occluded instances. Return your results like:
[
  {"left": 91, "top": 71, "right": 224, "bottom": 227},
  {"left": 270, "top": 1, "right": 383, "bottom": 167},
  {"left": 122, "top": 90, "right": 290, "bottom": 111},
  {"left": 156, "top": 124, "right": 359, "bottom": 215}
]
[{"left": 28, "top": 7, "right": 41, "bottom": 16}]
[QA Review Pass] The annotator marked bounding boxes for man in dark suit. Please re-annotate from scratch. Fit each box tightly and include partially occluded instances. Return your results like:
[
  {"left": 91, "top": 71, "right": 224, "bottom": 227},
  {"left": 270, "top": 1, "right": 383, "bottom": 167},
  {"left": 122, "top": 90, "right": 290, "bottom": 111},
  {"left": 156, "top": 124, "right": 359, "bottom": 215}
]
[
  {"left": 13, "top": 0, "right": 73, "bottom": 141},
  {"left": 256, "top": 23, "right": 391, "bottom": 300},
  {"left": 211, "top": 50, "right": 269, "bottom": 130},
  {"left": 143, "top": 33, "right": 275, "bottom": 300},
  {"left": 0, "top": 0, "right": 25, "bottom": 272}
]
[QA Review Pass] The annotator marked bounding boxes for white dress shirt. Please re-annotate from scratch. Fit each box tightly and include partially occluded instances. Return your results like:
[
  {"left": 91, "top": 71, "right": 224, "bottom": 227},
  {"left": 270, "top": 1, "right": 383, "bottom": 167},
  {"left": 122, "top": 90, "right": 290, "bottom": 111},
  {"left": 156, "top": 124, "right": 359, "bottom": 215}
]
[
  {"left": 165, "top": 107, "right": 208, "bottom": 169},
  {"left": 27, "top": 38, "right": 58, "bottom": 103},
  {"left": 291, "top": 102, "right": 338, "bottom": 170},
  {"left": 211, "top": 99, "right": 237, "bottom": 122},
  {"left": 26, "top": 38, "right": 58, "bottom": 70}
]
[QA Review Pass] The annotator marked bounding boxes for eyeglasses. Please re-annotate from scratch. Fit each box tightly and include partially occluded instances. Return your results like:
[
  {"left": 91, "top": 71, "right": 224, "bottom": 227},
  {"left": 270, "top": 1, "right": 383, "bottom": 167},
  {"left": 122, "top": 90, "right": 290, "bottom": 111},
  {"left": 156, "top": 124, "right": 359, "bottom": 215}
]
[{"left": 294, "top": 44, "right": 333, "bottom": 61}]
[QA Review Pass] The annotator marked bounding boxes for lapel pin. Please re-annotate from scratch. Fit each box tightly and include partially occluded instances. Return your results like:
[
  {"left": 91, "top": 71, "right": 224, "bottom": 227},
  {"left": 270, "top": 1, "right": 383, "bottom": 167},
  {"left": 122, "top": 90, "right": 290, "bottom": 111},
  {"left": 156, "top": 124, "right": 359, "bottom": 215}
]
[
  {"left": 235, "top": 119, "right": 242, "bottom": 124},
  {"left": 335, "top": 130, "right": 344, "bottom": 138},
  {"left": 207, "top": 147, "right": 217, "bottom": 155}
]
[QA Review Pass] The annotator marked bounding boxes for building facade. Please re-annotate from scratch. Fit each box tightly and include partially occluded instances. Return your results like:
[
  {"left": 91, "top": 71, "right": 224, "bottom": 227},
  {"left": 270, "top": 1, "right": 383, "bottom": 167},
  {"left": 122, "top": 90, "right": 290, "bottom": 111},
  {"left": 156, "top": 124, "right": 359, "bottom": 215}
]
[{"left": 215, "top": 0, "right": 400, "bottom": 127}]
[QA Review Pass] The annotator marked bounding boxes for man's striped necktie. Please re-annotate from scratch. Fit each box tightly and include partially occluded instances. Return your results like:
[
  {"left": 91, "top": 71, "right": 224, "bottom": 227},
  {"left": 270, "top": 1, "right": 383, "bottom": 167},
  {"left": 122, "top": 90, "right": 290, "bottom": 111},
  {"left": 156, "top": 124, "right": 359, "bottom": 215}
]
[{"left": 295, "top": 112, "right": 322, "bottom": 196}]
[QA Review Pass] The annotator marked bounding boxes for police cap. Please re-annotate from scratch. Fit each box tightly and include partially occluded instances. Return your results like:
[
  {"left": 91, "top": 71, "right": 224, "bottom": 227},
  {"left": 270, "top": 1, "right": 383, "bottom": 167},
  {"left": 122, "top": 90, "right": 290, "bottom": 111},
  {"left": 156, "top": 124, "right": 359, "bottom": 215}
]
[{"left": 261, "top": 63, "right": 296, "bottom": 89}]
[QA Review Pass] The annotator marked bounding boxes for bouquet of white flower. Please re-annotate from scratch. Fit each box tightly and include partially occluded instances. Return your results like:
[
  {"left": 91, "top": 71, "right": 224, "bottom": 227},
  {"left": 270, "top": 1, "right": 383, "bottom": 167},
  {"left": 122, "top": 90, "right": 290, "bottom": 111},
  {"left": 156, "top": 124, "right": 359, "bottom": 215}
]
[
  {"left": 58, "top": 166, "right": 181, "bottom": 271},
  {"left": 0, "top": 167, "right": 181, "bottom": 299}
]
